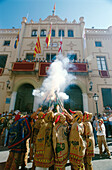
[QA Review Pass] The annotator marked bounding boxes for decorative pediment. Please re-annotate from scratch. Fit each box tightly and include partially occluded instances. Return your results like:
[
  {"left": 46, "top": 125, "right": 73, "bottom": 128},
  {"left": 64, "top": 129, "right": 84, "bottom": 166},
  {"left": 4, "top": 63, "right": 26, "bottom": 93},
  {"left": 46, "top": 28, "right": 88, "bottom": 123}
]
[
  {"left": 66, "top": 41, "right": 76, "bottom": 50},
  {"left": 27, "top": 41, "right": 36, "bottom": 48},
  {"left": 40, "top": 15, "right": 67, "bottom": 24}
]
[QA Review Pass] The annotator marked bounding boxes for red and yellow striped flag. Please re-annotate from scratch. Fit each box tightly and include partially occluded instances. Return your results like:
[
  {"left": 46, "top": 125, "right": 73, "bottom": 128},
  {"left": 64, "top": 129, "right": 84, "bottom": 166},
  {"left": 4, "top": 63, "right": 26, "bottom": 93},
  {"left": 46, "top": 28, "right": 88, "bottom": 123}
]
[
  {"left": 34, "top": 36, "right": 41, "bottom": 57},
  {"left": 46, "top": 24, "right": 52, "bottom": 48}
]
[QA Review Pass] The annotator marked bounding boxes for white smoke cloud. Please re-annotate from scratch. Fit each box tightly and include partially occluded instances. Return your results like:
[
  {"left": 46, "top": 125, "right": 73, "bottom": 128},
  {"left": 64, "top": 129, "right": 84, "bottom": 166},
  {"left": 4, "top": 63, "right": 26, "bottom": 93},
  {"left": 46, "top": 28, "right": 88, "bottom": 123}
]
[{"left": 33, "top": 54, "right": 76, "bottom": 105}]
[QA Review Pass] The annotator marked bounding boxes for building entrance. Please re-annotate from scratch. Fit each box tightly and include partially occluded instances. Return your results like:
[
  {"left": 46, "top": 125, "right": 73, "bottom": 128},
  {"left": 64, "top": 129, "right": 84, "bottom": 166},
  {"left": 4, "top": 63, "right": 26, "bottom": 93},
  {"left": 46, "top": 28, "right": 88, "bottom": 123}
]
[
  {"left": 15, "top": 84, "right": 34, "bottom": 113},
  {"left": 64, "top": 84, "right": 83, "bottom": 112}
]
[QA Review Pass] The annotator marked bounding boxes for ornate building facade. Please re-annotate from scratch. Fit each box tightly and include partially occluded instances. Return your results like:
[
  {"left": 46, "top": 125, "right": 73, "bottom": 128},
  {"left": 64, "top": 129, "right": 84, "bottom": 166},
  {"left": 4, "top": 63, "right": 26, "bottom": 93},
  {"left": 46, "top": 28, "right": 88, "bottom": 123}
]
[{"left": 0, "top": 14, "right": 112, "bottom": 114}]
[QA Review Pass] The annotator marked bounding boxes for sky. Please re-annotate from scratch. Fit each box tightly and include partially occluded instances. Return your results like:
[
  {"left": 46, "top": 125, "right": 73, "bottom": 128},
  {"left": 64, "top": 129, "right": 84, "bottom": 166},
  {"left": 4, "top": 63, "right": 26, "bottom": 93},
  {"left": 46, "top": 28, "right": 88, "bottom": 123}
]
[{"left": 0, "top": 0, "right": 112, "bottom": 29}]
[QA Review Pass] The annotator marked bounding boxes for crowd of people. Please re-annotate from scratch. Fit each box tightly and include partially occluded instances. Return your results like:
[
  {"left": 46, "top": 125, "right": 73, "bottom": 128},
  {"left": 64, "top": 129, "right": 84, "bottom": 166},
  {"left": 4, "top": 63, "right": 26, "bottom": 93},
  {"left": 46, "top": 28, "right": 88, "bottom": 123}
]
[
  {"left": 0, "top": 105, "right": 112, "bottom": 170},
  {"left": 15, "top": 57, "right": 89, "bottom": 64}
]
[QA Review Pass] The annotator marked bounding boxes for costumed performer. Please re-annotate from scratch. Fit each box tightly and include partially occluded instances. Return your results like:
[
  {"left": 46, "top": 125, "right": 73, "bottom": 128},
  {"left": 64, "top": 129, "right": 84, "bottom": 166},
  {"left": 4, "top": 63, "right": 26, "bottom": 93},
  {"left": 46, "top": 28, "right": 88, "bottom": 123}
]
[
  {"left": 69, "top": 110, "right": 86, "bottom": 170},
  {"left": 4, "top": 108, "right": 41, "bottom": 170},
  {"left": 83, "top": 112, "right": 95, "bottom": 170}
]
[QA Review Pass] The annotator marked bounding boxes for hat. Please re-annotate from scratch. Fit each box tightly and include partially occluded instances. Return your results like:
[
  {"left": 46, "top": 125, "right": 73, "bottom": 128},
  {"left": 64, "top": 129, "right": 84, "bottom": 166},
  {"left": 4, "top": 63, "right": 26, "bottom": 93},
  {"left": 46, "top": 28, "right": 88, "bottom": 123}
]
[
  {"left": 44, "top": 111, "right": 54, "bottom": 122},
  {"left": 72, "top": 111, "right": 83, "bottom": 123},
  {"left": 14, "top": 110, "right": 20, "bottom": 115},
  {"left": 83, "top": 111, "right": 92, "bottom": 122},
  {"left": 0, "top": 117, "right": 5, "bottom": 120},
  {"left": 38, "top": 112, "right": 45, "bottom": 119},
  {"left": 8, "top": 113, "right": 12, "bottom": 116},
  {"left": 54, "top": 113, "right": 66, "bottom": 124},
  {"left": 99, "top": 119, "right": 103, "bottom": 124}
]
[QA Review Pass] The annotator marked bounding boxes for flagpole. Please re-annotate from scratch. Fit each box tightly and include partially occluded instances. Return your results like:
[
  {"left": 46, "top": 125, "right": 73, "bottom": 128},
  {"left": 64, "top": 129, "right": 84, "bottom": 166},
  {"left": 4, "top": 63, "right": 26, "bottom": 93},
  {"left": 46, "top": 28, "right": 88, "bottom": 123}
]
[
  {"left": 26, "top": 13, "right": 29, "bottom": 23},
  {"left": 50, "top": 23, "right": 52, "bottom": 62},
  {"left": 50, "top": 47, "right": 51, "bottom": 62},
  {"left": 17, "top": 29, "right": 20, "bottom": 60}
]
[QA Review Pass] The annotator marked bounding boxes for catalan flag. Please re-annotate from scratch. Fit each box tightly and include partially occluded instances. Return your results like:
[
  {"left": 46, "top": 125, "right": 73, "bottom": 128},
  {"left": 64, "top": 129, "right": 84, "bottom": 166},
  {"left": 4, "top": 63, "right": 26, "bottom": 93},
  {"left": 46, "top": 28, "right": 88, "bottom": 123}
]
[
  {"left": 34, "top": 36, "right": 41, "bottom": 57},
  {"left": 46, "top": 24, "right": 52, "bottom": 48},
  {"left": 14, "top": 31, "right": 19, "bottom": 48}
]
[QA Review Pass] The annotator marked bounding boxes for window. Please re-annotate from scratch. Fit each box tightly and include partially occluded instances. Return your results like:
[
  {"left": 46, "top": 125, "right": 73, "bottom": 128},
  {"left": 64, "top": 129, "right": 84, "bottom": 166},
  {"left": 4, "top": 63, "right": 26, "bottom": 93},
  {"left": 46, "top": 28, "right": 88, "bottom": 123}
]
[
  {"left": 97, "top": 56, "right": 107, "bottom": 70},
  {"left": 46, "top": 53, "right": 56, "bottom": 62},
  {"left": 58, "top": 30, "right": 64, "bottom": 37},
  {"left": 102, "top": 88, "right": 112, "bottom": 107},
  {"left": 40, "top": 29, "right": 46, "bottom": 37},
  {"left": 31, "top": 30, "right": 37, "bottom": 37},
  {"left": 26, "top": 54, "right": 34, "bottom": 61},
  {"left": 68, "top": 30, "right": 74, "bottom": 37},
  {"left": 51, "top": 29, "right": 55, "bottom": 37},
  {"left": 0, "top": 55, "right": 7, "bottom": 68},
  {"left": 67, "top": 53, "right": 77, "bottom": 61},
  {"left": 95, "top": 41, "right": 102, "bottom": 47},
  {"left": 3, "top": 41, "right": 10, "bottom": 46}
]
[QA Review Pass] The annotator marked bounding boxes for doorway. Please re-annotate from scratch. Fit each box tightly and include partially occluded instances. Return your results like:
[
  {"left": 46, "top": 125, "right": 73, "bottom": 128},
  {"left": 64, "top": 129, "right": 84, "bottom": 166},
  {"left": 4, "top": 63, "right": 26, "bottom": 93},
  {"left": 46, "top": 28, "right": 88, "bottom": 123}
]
[
  {"left": 15, "top": 84, "right": 34, "bottom": 113},
  {"left": 64, "top": 84, "right": 83, "bottom": 112}
]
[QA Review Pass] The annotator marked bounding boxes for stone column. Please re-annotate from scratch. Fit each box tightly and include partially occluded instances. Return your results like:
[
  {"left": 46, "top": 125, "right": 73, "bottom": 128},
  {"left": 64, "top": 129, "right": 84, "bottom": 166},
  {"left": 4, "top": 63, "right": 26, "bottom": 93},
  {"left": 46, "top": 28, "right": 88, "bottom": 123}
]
[
  {"left": 82, "top": 93, "right": 88, "bottom": 111},
  {"left": 33, "top": 96, "right": 39, "bottom": 112},
  {"left": 9, "top": 91, "right": 17, "bottom": 112}
]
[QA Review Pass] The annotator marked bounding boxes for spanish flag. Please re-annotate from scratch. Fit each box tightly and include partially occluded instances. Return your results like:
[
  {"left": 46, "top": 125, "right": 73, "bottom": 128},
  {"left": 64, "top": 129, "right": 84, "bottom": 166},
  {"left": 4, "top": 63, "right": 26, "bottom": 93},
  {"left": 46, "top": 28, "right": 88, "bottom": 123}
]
[
  {"left": 46, "top": 24, "right": 52, "bottom": 48},
  {"left": 34, "top": 36, "right": 41, "bottom": 57},
  {"left": 14, "top": 31, "right": 19, "bottom": 48}
]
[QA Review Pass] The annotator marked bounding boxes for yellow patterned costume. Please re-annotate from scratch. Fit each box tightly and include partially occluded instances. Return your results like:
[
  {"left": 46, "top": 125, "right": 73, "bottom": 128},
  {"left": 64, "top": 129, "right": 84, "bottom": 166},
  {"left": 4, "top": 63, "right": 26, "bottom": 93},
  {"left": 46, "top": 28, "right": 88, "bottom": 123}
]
[
  {"left": 69, "top": 111, "right": 86, "bottom": 170},
  {"left": 34, "top": 111, "right": 54, "bottom": 168},
  {"left": 83, "top": 112, "right": 95, "bottom": 170},
  {"left": 53, "top": 113, "right": 68, "bottom": 170}
]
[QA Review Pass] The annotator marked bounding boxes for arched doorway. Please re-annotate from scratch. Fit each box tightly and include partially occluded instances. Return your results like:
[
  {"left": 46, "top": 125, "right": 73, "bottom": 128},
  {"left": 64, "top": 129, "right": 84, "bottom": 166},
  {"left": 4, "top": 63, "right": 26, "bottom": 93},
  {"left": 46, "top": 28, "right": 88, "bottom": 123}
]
[
  {"left": 64, "top": 84, "right": 83, "bottom": 112},
  {"left": 15, "top": 84, "right": 34, "bottom": 113}
]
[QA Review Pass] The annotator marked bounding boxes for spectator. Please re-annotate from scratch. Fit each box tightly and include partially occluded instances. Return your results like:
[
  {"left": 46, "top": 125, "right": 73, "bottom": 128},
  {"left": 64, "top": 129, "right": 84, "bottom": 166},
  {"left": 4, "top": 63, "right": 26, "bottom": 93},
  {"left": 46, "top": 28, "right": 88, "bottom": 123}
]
[
  {"left": 16, "top": 58, "right": 19, "bottom": 62},
  {"left": 19, "top": 58, "right": 22, "bottom": 62},
  {"left": 22, "top": 58, "right": 26, "bottom": 62},
  {"left": 4, "top": 113, "right": 14, "bottom": 147},
  {"left": 102, "top": 113, "right": 109, "bottom": 137},
  {"left": 93, "top": 116, "right": 98, "bottom": 146},
  {"left": 105, "top": 106, "right": 111, "bottom": 111},
  {"left": 98, "top": 113, "right": 102, "bottom": 119},
  {"left": 108, "top": 114, "right": 112, "bottom": 137},
  {"left": 96, "top": 119, "right": 111, "bottom": 159},
  {"left": 0, "top": 117, "right": 7, "bottom": 146}
]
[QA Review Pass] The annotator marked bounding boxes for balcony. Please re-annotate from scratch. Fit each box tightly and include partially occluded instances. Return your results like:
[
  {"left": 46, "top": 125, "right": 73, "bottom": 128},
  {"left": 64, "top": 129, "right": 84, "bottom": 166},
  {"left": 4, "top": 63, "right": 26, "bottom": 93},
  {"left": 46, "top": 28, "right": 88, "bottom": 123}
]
[
  {"left": 39, "top": 62, "right": 88, "bottom": 76},
  {"left": 0, "top": 68, "right": 3, "bottom": 76},
  {"left": 12, "top": 62, "right": 36, "bottom": 74},
  {"left": 99, "top": 70, "right": 110, "bottom": 78}
]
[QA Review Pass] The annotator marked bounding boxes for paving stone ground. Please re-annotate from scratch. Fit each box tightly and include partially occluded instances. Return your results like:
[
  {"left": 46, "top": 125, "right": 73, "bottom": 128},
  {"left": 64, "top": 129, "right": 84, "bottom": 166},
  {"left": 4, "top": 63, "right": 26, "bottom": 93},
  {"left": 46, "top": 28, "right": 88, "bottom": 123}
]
[{"left": 0, "top": 137, "right": 112, "bottom": 170}]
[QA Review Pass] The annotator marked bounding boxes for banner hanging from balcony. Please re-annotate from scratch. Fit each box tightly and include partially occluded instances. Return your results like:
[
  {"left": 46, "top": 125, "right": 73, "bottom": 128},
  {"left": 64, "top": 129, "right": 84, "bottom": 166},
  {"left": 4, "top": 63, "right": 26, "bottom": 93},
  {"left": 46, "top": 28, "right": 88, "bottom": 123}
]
[
  {"left": 12, "top": 62, "right": 35, "bottom": 71},
  {"left": 39, "top": 62, "right": 88, "bottom": 76},
  {"left": 69, "top": 63, "right": 88, "bottom": 72},
  {"left": 99, "top": 70, "right": 110, "bottom": 78},
  {"left": 39, "top": 62, "right": 50, "bottom": 76}
]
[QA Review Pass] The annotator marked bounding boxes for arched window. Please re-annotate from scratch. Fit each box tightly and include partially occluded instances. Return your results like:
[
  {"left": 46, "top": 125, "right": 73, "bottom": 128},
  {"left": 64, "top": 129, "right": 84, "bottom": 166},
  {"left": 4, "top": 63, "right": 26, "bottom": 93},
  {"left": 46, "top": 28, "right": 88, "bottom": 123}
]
[
  {"left": 58, "top": 30, "right": 64, "bottom": 37},
  {"left": 68, "top": 30, "right": 74, "bottom": 37},
  {"left": 40, "top": 29, "right": 46, "bottom": 37},
  {"left": 52, "top": 29, "right": 55, "bottom": 37},
  {"left": 31, "top": 30, "right": 37, "bottom": 37}
]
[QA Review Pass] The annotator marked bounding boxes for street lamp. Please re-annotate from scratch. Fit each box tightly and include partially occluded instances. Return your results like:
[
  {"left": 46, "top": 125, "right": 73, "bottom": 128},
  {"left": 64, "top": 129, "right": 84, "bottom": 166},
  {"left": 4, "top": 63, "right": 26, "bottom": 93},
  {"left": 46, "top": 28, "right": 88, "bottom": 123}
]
[
  {"left": 6, "top": 80, "right": 10, "bottom": 89},
  {"left": 89, "top": 81, "right": 93, "bottom": 91},
  {"left": 93, "top": 93, "right": 99, "bottom": 117}
]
